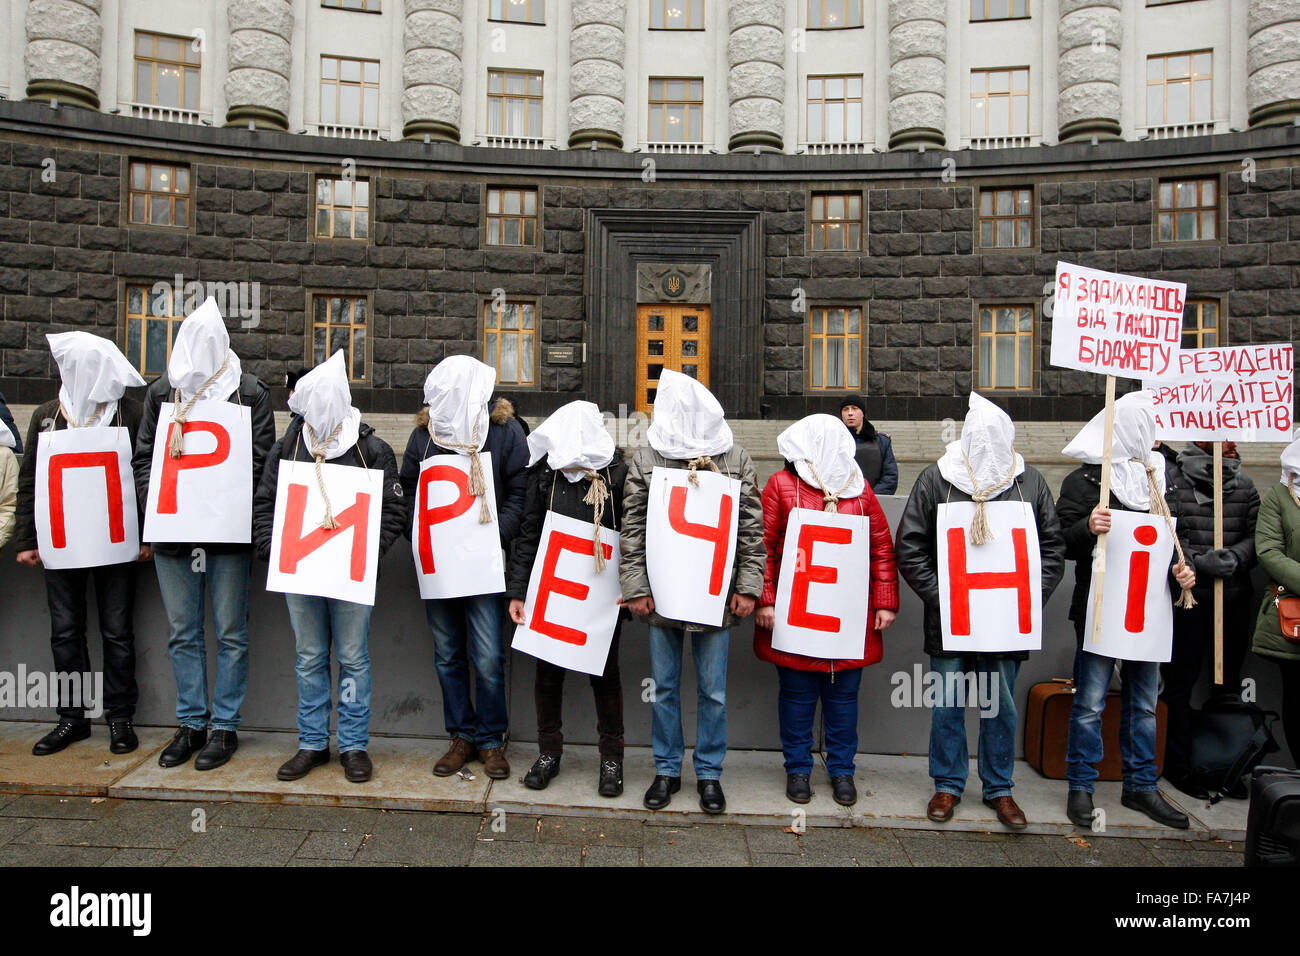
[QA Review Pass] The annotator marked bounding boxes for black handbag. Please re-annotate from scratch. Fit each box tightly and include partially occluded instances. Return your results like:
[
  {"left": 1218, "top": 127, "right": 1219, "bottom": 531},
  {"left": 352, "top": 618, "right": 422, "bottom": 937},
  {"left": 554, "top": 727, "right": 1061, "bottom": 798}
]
[{"left": 1185, "top": 694, "right": 1280, "bottom": 804}]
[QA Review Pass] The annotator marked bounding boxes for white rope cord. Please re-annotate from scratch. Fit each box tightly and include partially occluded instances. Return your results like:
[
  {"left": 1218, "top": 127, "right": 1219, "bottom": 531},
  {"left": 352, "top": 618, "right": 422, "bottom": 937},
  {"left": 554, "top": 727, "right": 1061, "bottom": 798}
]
[
  {"left": 960, "top": 450, "right": 1018, "bottom": 545},
  {"left": 1135, "top": 457, "right": 1197, "bottom": 610},
  {"left": 168, "top": 355, "right": 232, "bottom": 458},
  {"left": 305, "top": 420, "right": 345, "bottom": 530},
  {"left": 430, "top": 419, "right": 492, "bottom": 523}
]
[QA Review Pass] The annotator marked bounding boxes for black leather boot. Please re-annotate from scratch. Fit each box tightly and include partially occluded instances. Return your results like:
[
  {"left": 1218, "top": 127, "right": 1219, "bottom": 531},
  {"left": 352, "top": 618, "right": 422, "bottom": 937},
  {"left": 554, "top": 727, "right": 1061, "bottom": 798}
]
[
  {"left": 158, "top": 726, "right": 207, "bottom": 767},
  {"left": 1066, "top": 789, "right": 1094, "bottom": 828},
  {"left": 697, "top": 779, "right": 726, "bottom": 814},
  {"left": 643, "top": 774, "right": 680, "bottom": 810},
  {"left": 523, "top": 754, "right": 561, "bottom": 790},
  {"left": 831, "top": 775, "right": 858, "bottom": 807},
  {"left": 277, "top": 748, "right": 329, "bottom": 781},
  {"left": 786, "top": 773, "right": 812, "bottom": 804},
  {"left": 108, "top": 717, "right": 138, "bottom": 755},
  {"left": 32, "top": 720, "right": 91, "bottom": 756},
  {"left": 598, "top": 760, "right": 623, "bottom": 798},
  {"left": 1122, "top": 789, "right": 1190, "bottom": 829},
  {"left": 194, "top": 730, "right": 238, "bottom": 771}
]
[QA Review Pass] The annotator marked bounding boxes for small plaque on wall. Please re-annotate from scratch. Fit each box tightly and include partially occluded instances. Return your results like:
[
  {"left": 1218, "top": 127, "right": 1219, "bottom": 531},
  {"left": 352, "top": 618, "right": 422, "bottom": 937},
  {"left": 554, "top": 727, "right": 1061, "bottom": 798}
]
[{"left": 545, "top": 344, "right": 580, "bottom": 366}]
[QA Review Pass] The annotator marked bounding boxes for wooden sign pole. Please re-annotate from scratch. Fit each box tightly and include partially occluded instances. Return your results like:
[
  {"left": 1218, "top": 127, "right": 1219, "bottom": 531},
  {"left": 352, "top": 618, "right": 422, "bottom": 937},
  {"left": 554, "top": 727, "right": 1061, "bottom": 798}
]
[
  {"left": 1089, "top": 374, "right": 1117, "bottom": 643},
  {"left": 1213, "top": 441, "right": 1224, "bottom": 684}
]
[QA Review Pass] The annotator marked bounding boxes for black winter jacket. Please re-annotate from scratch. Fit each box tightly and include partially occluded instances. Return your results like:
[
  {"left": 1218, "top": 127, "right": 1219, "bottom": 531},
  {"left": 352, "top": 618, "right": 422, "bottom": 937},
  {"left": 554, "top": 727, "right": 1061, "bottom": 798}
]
[
  {"left": 1056, "top": 463, "right": 1190, "bottom": 625},
  {"left": 1164, "top": 451, "right": 1259, "bottom": 603},
  {"left": 505, "top": 451, "right": 629, "bottom": 601},
  {"left": 252, "top": 415, "right": 407, "bottom": 562},
  {"left": 13, "top": 398, "right": 144, "bottom": 555},
  {"left": 132, "top": 372, "right": 277, "bottom": 556},
  {"left": 895, "top": 461, "right": 1066, "bottom": 659}
]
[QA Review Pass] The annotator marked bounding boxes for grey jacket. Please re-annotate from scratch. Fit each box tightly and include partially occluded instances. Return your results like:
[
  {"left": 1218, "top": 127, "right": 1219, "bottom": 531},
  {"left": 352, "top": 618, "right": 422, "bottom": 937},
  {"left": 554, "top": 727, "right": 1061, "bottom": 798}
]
[{"left": 619, "top": 444, "right": 765, "bottom": 632}]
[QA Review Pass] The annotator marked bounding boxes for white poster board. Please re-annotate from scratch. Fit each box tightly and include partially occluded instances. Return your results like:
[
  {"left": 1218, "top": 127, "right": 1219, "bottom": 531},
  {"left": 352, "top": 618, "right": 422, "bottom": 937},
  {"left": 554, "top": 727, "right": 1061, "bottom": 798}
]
[
  {"left": 770, "top": 508, "right": 870, "bottom": 660},
  {"left": 1049, "top": 261, "right": 1186, "bottom": 379},
  {"left": 511, "top": 511, "right": 622, "bottom": 676},
  {"left": 266, "top": 460, "right": 383, "bottom": 606},
  {"left": 143, "top": 400, "right": 254, "bottom": 543},
  {"left": 1144, "top": 343, "right": 1294, "bottom": 442},
  {"left": 1082, "top": 509, "right": 1177, "bottom": 663},
  {"left": 645, "top": 466, "right": 741, "bottom": 628},
  {"left": 35, "top": 427, "right": 139, "bottom": 569},
  {"left": 410, "top": 452, "right": 505, "bottom": 599},
  {"left": 936, "top": 501, "right": 1043, "bottom": 653}
]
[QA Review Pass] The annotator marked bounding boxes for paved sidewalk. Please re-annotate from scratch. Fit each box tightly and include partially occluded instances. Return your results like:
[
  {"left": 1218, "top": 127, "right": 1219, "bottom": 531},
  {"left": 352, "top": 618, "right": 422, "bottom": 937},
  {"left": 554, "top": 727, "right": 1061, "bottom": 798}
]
[{"left": 0, "top": 793, "right": 1243, "bottom": 867}]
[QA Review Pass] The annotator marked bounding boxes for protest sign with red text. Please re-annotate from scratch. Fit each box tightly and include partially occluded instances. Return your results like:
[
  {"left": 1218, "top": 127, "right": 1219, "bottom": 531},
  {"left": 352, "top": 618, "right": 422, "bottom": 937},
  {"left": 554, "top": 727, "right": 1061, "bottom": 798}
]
[
  {"left": 1049, "top": 261, "right": 1186, "bottom": 379},
  {"left": 937, "top": 501, "right": 1043, "bottom": 653},
  {"left": 511, "top": 511, "right": 622, "bottom": 676},
  {"left": 1144, "top": 343, "right": 1294, "bottom": 442},
  {"left": 1083, "top": 509, "right": 1177, "bottom": 663},
  {"left": 645, "top": 466, "right": 740, "bottom": 628},
  {"left": 143, "top": 400, "right": 253, "bottom": 543},
  {"left": 410, "top": 453, "right": 505, "bottom": 599},
  {"left": 35, "top": 427, "right": 140, "bottom": 570},
  {"left": 266, "top": 460, "right": 383, "bottom": 605},
  {"left": 770, "top": 508, "right": 870, "bottom": 660}
]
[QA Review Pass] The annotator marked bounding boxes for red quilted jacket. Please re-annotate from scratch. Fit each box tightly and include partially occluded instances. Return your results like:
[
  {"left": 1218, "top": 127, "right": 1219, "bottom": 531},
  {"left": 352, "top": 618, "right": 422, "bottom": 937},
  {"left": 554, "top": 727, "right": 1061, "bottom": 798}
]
[{"left": 754, "top": 468, "right": 899, "bottom": 672}]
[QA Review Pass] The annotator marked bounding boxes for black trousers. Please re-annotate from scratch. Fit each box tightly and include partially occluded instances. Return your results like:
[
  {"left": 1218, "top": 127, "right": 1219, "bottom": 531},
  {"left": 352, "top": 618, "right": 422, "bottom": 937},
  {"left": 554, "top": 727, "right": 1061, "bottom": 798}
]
[
  {"left": 534, "top": 627, "right": 624, "bottom": 761},
  {"left": 1160, "top": 592, "right": 1251, "bottom": 776},
  {"left": 44, "top": 563, "right": 138, "bottom": 722},
  {"left": 1278, "top": 658, "right": 1300, "bottom": 768}
]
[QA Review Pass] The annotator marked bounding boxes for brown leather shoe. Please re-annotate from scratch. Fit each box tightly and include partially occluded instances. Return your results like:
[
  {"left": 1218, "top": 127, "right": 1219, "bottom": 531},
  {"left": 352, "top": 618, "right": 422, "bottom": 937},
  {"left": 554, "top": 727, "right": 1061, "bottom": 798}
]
[
  {"left": 926, "top": 791, "right": 960, "bottom": 822},
  {"left": 984, "top": 795, "right": 1028, "bottom": 830},
  {"left": 433, "top": 738, "right": 476, "bottom": 777},
  {"left": 480, "top": 746, "right": 510, "bottom": 780}
]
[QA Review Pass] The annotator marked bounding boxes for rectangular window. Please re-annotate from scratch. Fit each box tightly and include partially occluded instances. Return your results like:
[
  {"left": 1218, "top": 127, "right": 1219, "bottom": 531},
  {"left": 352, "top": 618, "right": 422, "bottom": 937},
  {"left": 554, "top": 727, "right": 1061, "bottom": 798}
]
[
  {"left": 315, "top": 177, "right": 370, "bottom": 239},
  {"left": 323, "top": 0, "right": 379, "bottom": 9},
  {"left": 979, "top": 187, "right": 1032, "bottom": 248},
  {"left": 808, "top": 307, "right": 862, "bottom": 390},
  {"left": 809, "top": 192, "right": 862, "bottom": 252},
  {"left": 648, "top": 78, "right": 704, "bottom": 142},
  {"left": 650, "top": 0, "right": 703, "bottom": 29},
  {"left": 128, "top": 161, "right": 190, "bottom": 227},
  {"left": 1182, "top": 299, "right": 1220, "bottom": 349},
  {"left": 1147, "top": 51, "right": 1212, "bottom": 127},
  {"left": 124, "top": 283, "right": 185, "bottom": 376},
  {"left": 977, "top": 305, "right": 1034, "bottom": 390},
  {"left": 1158, "top": 177, "right": 1217, "bottom": 241},
  {"left": 311, "top": 295, "right": 369, "bottom": 381},
  {"left": 487, "top": 70, "right": 543, "bottom": 137},
  {"left": 970, "top": 0, "right": 1029, "bottom": 19},
  {"left": 484, "top": 300, "right": 536, "bottom": 386},
  {"left": 970, "top": 68, "right": 1030, "bottom": 137},
  {"left": 490, "top": 0, "right": 544, "bottom": 23},
  {"left": 320, "top": 55, "right": 380, "bottom": 128},
  {"left": 807, "top": 75, "right": 863, "bottom": 143},
  {"left": 486, "top": 187, "right": 538, "bottom": 246},
  {"left": 134, "top": 31, "right": 200, "bottom": 110},
  {"left": 807, "top": 0, "right": 862, "bottom": 28}
]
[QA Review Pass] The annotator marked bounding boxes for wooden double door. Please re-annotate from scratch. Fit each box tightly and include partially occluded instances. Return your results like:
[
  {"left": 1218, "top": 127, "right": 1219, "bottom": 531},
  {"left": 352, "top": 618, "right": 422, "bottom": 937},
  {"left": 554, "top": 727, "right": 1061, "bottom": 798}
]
[{"left": 635, "top": 304, "right": 710, "bottom": 414}]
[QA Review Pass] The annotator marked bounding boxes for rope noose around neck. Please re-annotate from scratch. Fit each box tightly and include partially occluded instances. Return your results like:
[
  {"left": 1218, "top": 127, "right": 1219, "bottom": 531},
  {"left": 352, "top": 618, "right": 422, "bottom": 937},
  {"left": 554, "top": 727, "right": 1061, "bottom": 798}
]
[
  {"left": 1134, "top": 456, "right": 1197, "bottom": 610},
  {"left": 582, "top": 469, "right": 610, "bottom": 572},
  {"left": 686, "top": 455, "right": 721, "bottom": 488},
  {"left": 59, "top": 401, "right": 109, "bottom": 429},
  {"left": 803, "top": 459, "right": 857, "bottom": 513},
  {"left": 168, "top": 355, "right": 232, "bottom": 458},
  {"left": 305, "top": 420, "right": 345, "bottom": 529},
  {"left": 430, "top": 418, "right": 492, "bottom": 523},
  {"left": 961, "top": 450, "right": 1018, "bottom": 546}
]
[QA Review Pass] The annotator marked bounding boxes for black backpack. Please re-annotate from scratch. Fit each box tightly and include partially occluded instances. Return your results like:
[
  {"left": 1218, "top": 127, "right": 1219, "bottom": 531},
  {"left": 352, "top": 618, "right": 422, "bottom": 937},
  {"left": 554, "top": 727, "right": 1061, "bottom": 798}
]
[{"left": 1185, "top": 694, "right": 1280, "bottom": 804}]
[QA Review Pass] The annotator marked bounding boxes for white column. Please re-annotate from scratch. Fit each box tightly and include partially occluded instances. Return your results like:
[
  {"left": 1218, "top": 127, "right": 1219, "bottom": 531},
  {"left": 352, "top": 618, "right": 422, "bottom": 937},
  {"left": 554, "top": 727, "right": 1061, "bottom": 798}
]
[
  {"left": 1056, "top": 0, "right": 1122, "bottom": 142},
  {"left": 402, "top": 0, "right": 463, "bottom": 141},
  {"left": 728, "top": 0, "right": 786, "bottom": 152},
  {"left": 24, "top": 0, "right": 103, "bottom": 110},
  {"left": 568, "top": 0, "right": 625, "bottom": 149},
  {"left": 224, "top": 0, "right": 294, "bottom": 130},
  {"left": 1248, "top": 0, "right": 1300, "bottom": 127},
  {"left": 887, "top": 0, "right": 946, "bottom": 150}
]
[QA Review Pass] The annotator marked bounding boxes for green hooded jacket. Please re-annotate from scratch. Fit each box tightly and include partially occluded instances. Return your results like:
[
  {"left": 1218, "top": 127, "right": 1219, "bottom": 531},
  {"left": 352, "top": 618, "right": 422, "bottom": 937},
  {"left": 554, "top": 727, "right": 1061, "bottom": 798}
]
[{"left": 1253, "top": 482, "right": 1300, "bottom": 661}]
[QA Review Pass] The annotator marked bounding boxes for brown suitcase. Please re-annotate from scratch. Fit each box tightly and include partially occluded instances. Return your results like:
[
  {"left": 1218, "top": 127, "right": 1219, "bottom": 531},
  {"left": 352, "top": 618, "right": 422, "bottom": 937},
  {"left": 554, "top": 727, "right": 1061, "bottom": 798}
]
[{"left": 1024, "top": 678, "right": 1168, "bottom": 780}]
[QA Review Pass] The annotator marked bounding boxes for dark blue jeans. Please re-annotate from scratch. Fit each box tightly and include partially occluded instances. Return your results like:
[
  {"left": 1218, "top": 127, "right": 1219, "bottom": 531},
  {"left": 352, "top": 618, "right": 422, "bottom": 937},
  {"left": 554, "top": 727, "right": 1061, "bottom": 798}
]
[
  {"left": 928, "top": 654, "right": 1020, "bottom": 800},
  {"left": 425, "top": 594, "right": 508, "bottom": 750},
  {"left": 775, "top": 665, "right": 863, "bottom": 778}
]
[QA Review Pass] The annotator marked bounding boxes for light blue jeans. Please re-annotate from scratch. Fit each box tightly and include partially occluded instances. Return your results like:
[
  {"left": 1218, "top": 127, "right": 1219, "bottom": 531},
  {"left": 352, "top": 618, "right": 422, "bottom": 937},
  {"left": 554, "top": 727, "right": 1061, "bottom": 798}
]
[
  {"left": 154, "top": 550, "right": 252, "bottom": 732},
  {"left": 927, "top": 654, "right": 1021, "bottom": 801},
  {"left": 284, "top": 594, "right": 374, "bottom": 753},
  {"left": 648, "top": 626, "right": 729, "bottom": 780}
]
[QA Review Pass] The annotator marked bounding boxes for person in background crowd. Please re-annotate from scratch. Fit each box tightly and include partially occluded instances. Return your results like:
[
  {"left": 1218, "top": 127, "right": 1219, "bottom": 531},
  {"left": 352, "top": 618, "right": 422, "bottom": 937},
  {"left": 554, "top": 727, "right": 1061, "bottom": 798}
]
[
  {"left": 285, "top": 366, "right": 311, "bottom": 402},
  {"left": 0, "top": 419, "right": 15, "bottom": 550},
  {"left": 1252, "top": 429, "right": 1300, "bottom": 768},
  {"left": 620, "top": 369, "right": 765, "bottom": 814},
  {"left": 401, "top": 356, "right": 529, "bottom": 781},
  {"left": 0, "top": 390, "right": 22, "bottom": 454},
  {"left": 1057, "top": 390, "right": 1197, "bottom": 830},
  {"left": 506, "top": 401, "right": 628, "bottom": 796},
  {"left": 1161, "top": 441, "right": 1259, "bottom": 797},
  {"left": 838, "top": 395, "right": 898, "bottom": 495},
  {"left": 754, "top": 414, "right": 898, "bottom": 807},
  {"left": 14, "top": 333, "right": 148, "bottom": 756},
  {"left": 896, "top": 393, "right": 1065, "bottom": 829},
  {"left": 253, "top": 352, "right": 406, "bottom": 784},
  {"left": 494, "top": 396, "right": 531, "bottom": 437},
  {"left": 133, "top": 298, "right": 276, "bottom": 772}
]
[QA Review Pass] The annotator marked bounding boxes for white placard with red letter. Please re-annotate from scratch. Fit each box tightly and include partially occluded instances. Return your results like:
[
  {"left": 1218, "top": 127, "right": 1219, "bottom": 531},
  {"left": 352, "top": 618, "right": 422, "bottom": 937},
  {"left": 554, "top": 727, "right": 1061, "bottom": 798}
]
[
  {"left": 1083, "top": 509, "right": 1176, "bottom": 662},
  {"left": 410, "top": 453, "right": 505, "bottom": 599},
  {"left": 511, "top": 511, "right": 622, "bottom": 676},
  {"left": 1049, "top": 261, "right": 1186, "bottom": 379},
  {"left": 645, "top": 466, "right": 740, "bottom": 628},
  {"left": 266, "top": 460, "right": 383, "bottom": 606},
  {"left": 770, "top": 508, "right": 870, "bottom": 660},
  {"left": 143, "top": 400, "right": 254, "bottom": 543},
  {"left": 35, "top": 427, "right": 140, "bottom": 569},
  {"left": 1143, "top": 343, "right": 1294, "bottom": 442},
  {"left": 937, "top": 501, "right": 1043, "bottom": 653}
]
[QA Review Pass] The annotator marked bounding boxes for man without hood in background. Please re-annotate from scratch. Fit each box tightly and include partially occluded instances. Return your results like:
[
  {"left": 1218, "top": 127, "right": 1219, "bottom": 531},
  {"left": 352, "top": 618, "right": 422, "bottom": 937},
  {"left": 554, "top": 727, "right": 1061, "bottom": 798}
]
[
  {"left": 838, "top": 394, "right": 898, "bottom": 495},
  {"left": 132, "top": 297, "right": 276, "bottom": 772},
  {"left": 619, "top": 370, "right": 765, "bottom": 814},
  {"left": 1057, "top": 389, "right": 1197, "bottom": 830},
  {"left": 895, "top": 393, "right": 1065, "bottom": 829},
  {"left": 14, "top": 333, "right": 149, "bottom": 756},
  {"left": 400, "top": 355, "right": 529, "bottom": 781},
  {"left": 253, "top": 351, "right": 407, "bottom": 784}
]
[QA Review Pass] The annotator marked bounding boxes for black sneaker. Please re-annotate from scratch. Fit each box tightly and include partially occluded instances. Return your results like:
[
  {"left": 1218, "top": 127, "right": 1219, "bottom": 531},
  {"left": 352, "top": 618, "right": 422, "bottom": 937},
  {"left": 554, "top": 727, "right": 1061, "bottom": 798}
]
[
  {"left": 786, "top": 773, "right": 812, "bottom": 804},
  {"left": 32, "top": 720, "right": 91, "bottom": 756},
  {"left": 598, "top": 760, "right": 623, "bottom": 798},
  {"left": 159, "top": 726, "right": 207, "bottom": 767},
  {"left": 523, "top": 754, "right": 561, "bottom": 790},
  {"left": 107, "top": 718, "right": 138, "bottom": 755}
]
